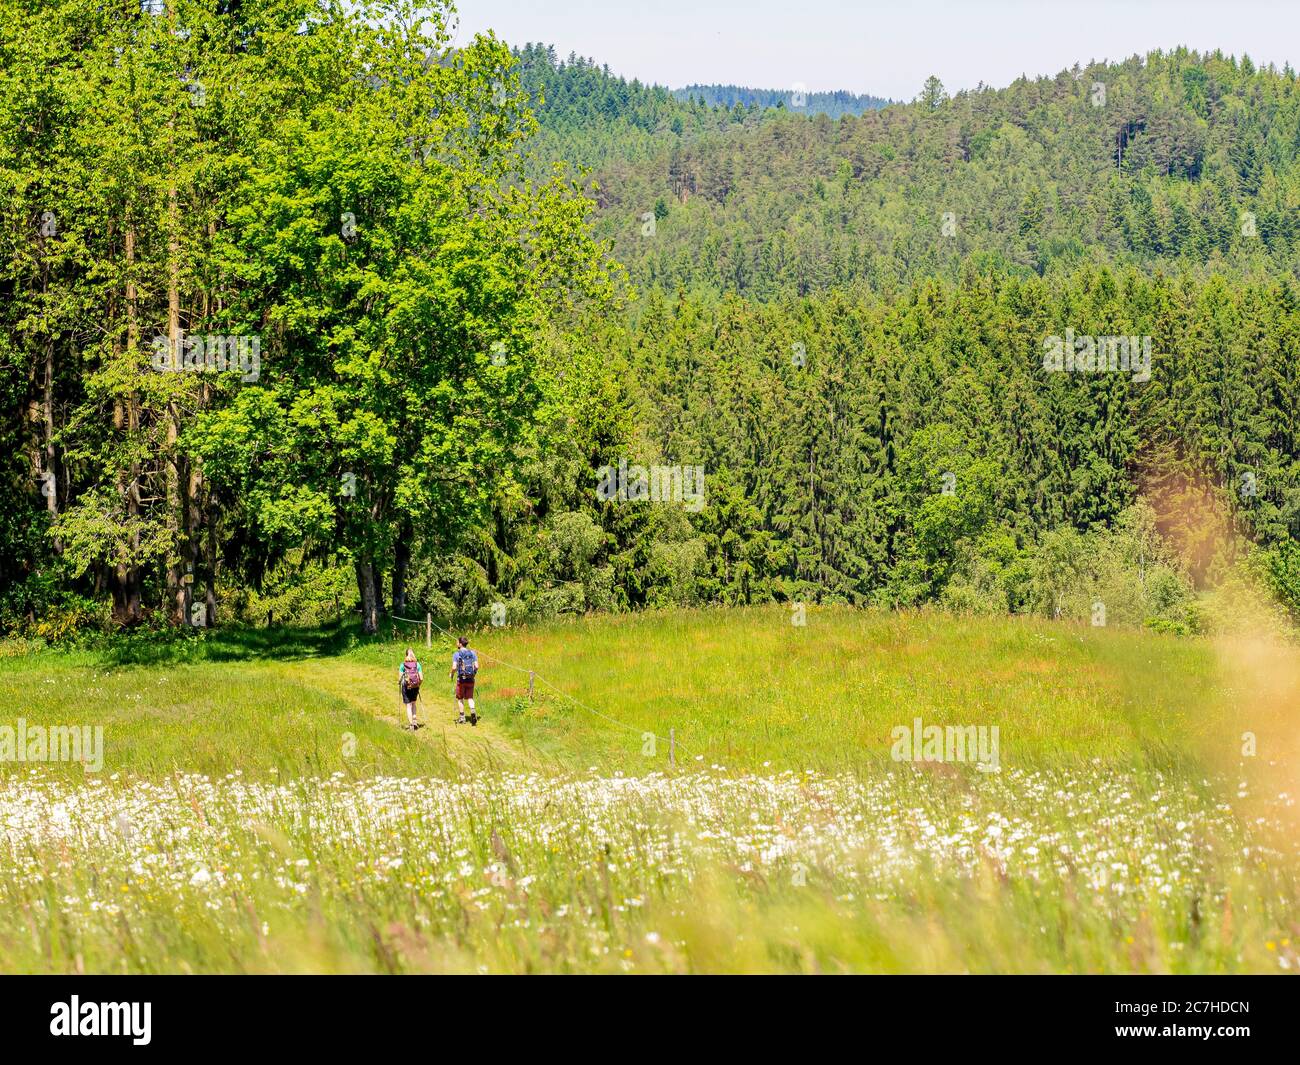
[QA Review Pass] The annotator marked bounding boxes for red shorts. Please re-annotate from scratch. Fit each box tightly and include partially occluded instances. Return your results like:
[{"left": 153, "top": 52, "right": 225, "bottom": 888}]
[{"left": 455, "top": 678, "right": 475, "bottom": 700}]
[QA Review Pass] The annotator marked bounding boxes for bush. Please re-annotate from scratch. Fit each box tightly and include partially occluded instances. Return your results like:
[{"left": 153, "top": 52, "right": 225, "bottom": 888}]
[
  {"left": 2, "top": 589, "right": 110, "bottom": 644},
  {"left": 1251, "top": 539, "right": 1300, "bottom": 624},
  {"left": 221, "top": 554, "right": 356, "bottom": 627},
  {"left": 941, "top": 503, "right": 1198, "bottom": 631},
  {"left": 28, "top": 596, "right": 109, "bottom": 642}
]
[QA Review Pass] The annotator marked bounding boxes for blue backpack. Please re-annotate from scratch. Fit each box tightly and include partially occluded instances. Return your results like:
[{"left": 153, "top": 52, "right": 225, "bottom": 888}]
[{"left": 455, "top": 649, "right": 478, "bottom": 681}]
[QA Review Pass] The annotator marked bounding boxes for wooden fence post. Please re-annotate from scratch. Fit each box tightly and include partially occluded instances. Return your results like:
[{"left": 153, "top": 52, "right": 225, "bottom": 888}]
[
  {"left": 528, "top": 671, "right": 535, "bottom": 701},
  {"left": 425, "top": 612, "right": 432, "bottom": 649}
]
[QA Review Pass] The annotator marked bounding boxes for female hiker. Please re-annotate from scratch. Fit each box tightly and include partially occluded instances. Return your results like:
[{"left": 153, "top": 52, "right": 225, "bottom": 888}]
[
  {"left": 450, "top": 636, "right": 479, "bottom": 725},
  {"left": 398, "top": 647, "right": 424, "bottom": 730}
]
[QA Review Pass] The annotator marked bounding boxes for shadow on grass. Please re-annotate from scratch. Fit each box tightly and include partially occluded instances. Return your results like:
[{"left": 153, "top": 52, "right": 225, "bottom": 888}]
[{"left": 93, "top": 618, "right": 370, "bottom": 666}]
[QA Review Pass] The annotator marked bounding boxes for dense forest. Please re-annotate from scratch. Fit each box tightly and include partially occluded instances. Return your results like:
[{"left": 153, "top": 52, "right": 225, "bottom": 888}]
[
  {"left": 0, "top": 1, "right": 613, "bottom": 635},
  {"left": 575, "top": 53, "right": 1300, "bottom": 296},
  {"left": 451, "top": 268, "right": 1299, "bottom": 632},
  {"left": 673, "top": 85, "right": 892, "bottom": 118},
  {"left": 3, "top": 1, "right": 1298, "bottom": 638}
]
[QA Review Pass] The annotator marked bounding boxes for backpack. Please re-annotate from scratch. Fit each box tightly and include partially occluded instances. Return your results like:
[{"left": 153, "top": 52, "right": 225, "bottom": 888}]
[
  {"left": 403, "top": 660, "right": 422, "bottom": 690},
  {"left": 456, "top": 649, "right": 478, "bottom": 681}
]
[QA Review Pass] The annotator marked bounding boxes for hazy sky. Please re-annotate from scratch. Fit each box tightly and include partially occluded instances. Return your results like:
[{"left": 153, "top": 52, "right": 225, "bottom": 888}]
[{"left": 450, "top": 0, "right": 1298, "bottom": 101}]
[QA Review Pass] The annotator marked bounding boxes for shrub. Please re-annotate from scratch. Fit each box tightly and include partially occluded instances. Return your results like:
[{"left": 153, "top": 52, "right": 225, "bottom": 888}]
[
  {"left": 222, "top": 554, "right": 356, "bottom": 627},
  {"left": 1251, "top": 538, "right": 1300, "bottom": 624}
]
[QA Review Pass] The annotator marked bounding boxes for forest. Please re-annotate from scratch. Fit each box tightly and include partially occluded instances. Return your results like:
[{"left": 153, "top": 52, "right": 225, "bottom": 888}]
[{"left": 3, "top": 1, "right": 1298, "bottom": 638}]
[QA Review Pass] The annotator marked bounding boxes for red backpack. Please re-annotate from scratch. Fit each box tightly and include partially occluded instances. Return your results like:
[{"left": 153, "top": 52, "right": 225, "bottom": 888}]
[{"left": 403, "top": 660, "right": 422, "bottom": 690}]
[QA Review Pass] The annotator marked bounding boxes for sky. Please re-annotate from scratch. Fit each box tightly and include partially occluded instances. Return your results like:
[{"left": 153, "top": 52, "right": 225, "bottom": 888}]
[{"left": 450, "top": 0, "right": 1299, "bottom": 101}]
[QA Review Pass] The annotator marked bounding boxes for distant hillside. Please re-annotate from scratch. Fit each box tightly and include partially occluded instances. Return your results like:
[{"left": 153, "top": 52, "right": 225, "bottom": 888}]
[
  {"left": 511, "top": 45, "right": 890, "bottom": 174},
  {"left": 515, "top": 43, "right": 681, "bottom": 136},
  {"left": 674, "top": 84, "right": 892, "bottom": 117},
  {"left": 560, "top": 49, "right": 1300, "bottom": 296},
  {"left": 513, "top": 43, "right": 703, "bottom": 172},
  {"left": 484, "top": 44, "right": 1300, "bottom": 621},
  {"left": 512, "top": 46, "right": 1300, "bottom": 296}
]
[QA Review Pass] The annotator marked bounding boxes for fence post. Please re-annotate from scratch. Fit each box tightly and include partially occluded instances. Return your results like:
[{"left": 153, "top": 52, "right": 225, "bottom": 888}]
[
  {"left": 425, "top": 612, "right": 431, "bottom": 649},
  {"left": 670, "top": 728, "right": 675, "bottom": 767},
  {"left": 528, "top": 671, "right": 535, "bottom": 701}
]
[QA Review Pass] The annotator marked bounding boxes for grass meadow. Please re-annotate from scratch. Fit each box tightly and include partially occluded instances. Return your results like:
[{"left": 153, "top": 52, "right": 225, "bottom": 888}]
[{"left": 1, "top": 605, "right": 1297, "bottom": 973}]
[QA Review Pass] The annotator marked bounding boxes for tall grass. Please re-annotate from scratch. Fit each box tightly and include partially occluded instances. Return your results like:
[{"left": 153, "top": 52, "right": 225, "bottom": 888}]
[
  {"left": 1, "top": 765, "right": 1294, "bottom": 973},
  {"left": 1, "top": 605, "right": 1296, "bottom": 973},
  {"left": 449, "top": 605, "right": 1232, "bottom": 773}
]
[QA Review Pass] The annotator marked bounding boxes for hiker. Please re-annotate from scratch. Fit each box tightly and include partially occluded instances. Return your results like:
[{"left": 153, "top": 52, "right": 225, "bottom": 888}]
[
  {"left": 398, "top": 647, "right": 424, "bottom": 730},
  {"left": 450, "top": 636, "right": 478, "bottom": 725}
]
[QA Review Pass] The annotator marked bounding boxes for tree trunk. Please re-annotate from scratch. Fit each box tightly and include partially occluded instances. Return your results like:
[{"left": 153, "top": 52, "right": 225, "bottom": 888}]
[
  {"left": 356, "top": 560, "right": 379, "bottom": 634},
  {"left": 198, "top": 226, "right": 219, "bottom": 627},
  {"left": 113, "top": 223, "right": 144, "bottom": 626},
  {"left": 204, "top": 483, "right": 218, "bottom": 627},
  {"left": 165, "top": 175, "right": 185, "bottom": 624},
  {"left": 37, "top": 215, "right": 60, "bottom": 552},
  {"left": 43, "top": 334, "right": 59, "bottom": 556},
  {"left": 391, "top": 521, "right": 412, "bottom": 616},
  {"left": 109, "top": 561, "right": 144, "bottom": 626}
]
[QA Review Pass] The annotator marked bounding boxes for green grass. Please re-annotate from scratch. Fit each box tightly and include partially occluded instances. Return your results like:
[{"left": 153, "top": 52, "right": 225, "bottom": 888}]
[
  {"left": 1, "top": 605, "right": 1297, "bottom": 973},
  {"left": 0, "top": 621, "right": 528, "bottom": 781},
  {"left": 469, "top": 605, "right": 1238, "bottom": 773},
  {"left": 1, "top": 604, "right": 1242, "bottom": 777}
]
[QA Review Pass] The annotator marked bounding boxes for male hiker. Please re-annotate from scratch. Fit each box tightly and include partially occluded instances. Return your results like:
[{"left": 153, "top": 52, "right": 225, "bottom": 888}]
[
  {"left": 451, "top": 636, "right": 479, "bottom": 725},
  {"left": 398, "top": 647, "right": 424, "bottom": 730}
]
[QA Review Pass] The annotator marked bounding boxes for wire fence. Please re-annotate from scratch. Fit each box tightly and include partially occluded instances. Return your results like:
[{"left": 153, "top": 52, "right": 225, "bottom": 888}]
[{"left": 387, "top": 611, "right": 691, "bottom": 760}]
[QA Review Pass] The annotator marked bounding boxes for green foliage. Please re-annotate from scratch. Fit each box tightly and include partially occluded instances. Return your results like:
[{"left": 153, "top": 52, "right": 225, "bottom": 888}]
[
  {"left": 675, "top": 84, "right": 891, "bottom": 118},
  {"left": 219, "top": 553, "right": 358, "bottom": 628},
  {"left": 13, "top": 591, "right": 108, "bottom": 643},
  {"left": 4, "top": 18, "right": 1299, "bottom": 638},
  {"left": 1, "top": 2, "right": 612, "bottom": 634},
  {"left": 500, "top": 269, "right": 1293, "bottom": 620},
  {"left": 555, "top": 49, "right": 1300, "bottom": 298},
  {"left": 1251, "top": 538, "right": 1300, "bottom": 623}
]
